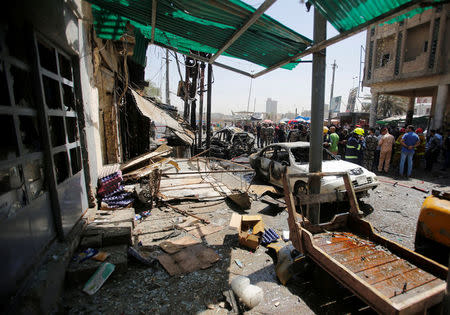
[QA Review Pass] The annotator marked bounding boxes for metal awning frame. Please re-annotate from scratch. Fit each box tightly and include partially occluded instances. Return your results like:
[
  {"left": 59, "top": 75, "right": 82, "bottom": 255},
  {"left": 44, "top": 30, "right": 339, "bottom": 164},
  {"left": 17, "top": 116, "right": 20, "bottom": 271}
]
[{"left": 147, "top": 0, "right": 432, "bottom": 78}]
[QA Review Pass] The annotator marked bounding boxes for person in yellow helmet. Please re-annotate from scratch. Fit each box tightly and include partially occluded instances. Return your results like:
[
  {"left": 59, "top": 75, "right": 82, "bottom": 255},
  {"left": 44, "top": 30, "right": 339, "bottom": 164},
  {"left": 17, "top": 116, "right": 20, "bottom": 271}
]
[{"left": 345, "top": 128, "right": 364, "bottom": 165}]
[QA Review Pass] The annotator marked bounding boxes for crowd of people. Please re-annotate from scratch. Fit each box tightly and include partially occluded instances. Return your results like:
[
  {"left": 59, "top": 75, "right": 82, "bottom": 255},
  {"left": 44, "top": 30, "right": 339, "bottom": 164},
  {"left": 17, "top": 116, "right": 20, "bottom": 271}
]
[{"left": 235, "top": 120, "right": 449, "bottom": 178}]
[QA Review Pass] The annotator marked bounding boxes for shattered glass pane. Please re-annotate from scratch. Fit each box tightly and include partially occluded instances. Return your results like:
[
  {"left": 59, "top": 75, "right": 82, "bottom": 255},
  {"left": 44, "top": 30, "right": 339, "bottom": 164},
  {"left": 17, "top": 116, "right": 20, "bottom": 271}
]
[
  {"left": 0, "top": 165, "right": 27, "bottom": 216},
  {"left": 23, "top": 159, "right": 46, "bottom": 200},
  {"left": 61, "top": 83, "right": 75, "bottom": 111}
]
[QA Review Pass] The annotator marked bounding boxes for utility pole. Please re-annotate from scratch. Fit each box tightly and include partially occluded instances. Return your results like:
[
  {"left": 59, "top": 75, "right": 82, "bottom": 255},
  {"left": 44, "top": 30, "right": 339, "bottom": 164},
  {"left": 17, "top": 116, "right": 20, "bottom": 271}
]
[
  {"left": 308, "top": 8, "right": 327, "bottom": 225},
  {"left": 165, "top": 49, "right": 170, "bottom": 105},
  {"left": 327, "top": 60, "right": 337, "bottom": 125},
  {"left": 183, "top": 61, "right": 190, "bottom": 120}
]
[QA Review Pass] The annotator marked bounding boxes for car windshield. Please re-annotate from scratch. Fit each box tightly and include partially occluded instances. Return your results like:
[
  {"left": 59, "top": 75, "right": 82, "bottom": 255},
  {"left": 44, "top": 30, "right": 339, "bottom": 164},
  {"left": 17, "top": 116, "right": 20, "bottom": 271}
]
[{"left": 290, "top": 146, "right": 336, "bottom": 163}]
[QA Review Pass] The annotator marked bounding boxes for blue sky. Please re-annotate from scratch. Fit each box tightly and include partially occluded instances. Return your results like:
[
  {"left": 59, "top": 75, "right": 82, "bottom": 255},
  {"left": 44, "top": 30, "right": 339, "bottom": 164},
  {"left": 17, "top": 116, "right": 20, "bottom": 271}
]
[{"left": 144, "top": 0, "right": 368, "bottom": 115}]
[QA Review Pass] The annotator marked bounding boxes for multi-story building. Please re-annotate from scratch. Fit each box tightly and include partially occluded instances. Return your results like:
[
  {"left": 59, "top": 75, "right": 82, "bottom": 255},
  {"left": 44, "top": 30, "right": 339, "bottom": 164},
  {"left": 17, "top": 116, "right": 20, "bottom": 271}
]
[
  {"left": 265, "top": 97, "right": 278, "bottom": 120},
  {"left": 363, "top": 4, "right": 449, "bottom": 130}
]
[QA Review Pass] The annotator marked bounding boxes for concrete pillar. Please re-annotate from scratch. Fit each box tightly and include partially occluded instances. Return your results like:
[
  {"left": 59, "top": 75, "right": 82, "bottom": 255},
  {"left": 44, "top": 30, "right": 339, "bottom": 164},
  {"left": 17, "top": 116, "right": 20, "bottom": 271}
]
[
  {"left": 369, "top": 92, "right": 378, "bottom": 127},
  {"left": 405, "top": 96, "right": 415, "bottom": 127},
  {"left": 432, "top": 84, "right": 448, "bottom": 130}
]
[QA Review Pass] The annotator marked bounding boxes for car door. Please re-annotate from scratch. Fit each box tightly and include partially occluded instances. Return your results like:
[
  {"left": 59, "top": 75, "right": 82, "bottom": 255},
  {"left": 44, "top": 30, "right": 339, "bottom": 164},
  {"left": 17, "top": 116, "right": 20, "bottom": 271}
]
[
  {"left": 258, "top": 146, "right": 275, "bottom": 179},
  {"left": 270, "top": 146, "right": 290, "bottom": 186}
]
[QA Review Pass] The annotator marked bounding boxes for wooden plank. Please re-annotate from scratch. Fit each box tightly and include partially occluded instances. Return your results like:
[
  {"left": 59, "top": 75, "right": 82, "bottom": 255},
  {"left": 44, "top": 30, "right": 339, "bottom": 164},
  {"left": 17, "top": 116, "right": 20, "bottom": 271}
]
[
  {"left": 121, "top": 145, "right": 172, "bottom": 171},
  {"left": 331, "top": 245, "right": 377, "bottom": 264},
  {"left": 372, "top": 268, "right": 437, "bottom": 299},
  {"left": 313, "top": 233, "right": 349, "bottom": 246},
  {"left": 344, "top": 251, "right": 399, "bottom": 273},
  {"left": 320, "top": 239, "right": 366, "bottom": 254},
  {"left": 357, "top": 259, "right": 417, "bottom": 285},
  {"left": 297, "top": 191, "right": 337, "bottom": 204},
  {"left": 391, "top": 279, "right": 445, "bottom": 313}
]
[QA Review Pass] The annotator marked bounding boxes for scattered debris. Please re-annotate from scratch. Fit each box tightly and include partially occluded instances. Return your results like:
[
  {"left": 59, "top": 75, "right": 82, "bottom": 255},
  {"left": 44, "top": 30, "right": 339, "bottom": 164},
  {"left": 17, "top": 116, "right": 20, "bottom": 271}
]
[
  {"left": 157, "top": 244, "right": 220, "bottom": 276},
  {"left": 228, "top": 190, "right": 252, "bottom": 210},
  {"left": 82, "top": 262, "right": 115, "bottom": 295},
  {"left": 208, "top": 127, "right": 256, "bottom": 159},
  {"left": 380, "top": 179, "right": 429, "bottom": 193},
  {"left": 127, "top": 246, "right": 157, "bottom": 266},
  {"left": 234, "top": 259, "right": 244, "bottom": 268},
  {"left": 231, "top": 276, "right": 263, "bottom": 309},
  {"left": 261, "top": 228, "right": 280, "bottom": 245},
  {"left": 159, "top": 236, "right": 201, "bottom": 254},
  {"left": 230, "top": 214, "right": 265, "bottom": 250},
  {"left": 274, "top": 301, "right": 280, "bottom": 307},
  {"left": 282, "top": 230, "right": 290, "bottom": 241}
]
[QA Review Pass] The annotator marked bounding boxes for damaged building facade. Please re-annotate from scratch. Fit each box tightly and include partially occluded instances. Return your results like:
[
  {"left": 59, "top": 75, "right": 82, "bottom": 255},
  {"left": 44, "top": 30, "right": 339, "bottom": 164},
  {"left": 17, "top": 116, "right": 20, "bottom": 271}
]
[
  {"left": 0, "top": 0, "right": 177, "bottom": 310},
  {"left": 365, "top": 4, "right": 450, "bottom": 129}
]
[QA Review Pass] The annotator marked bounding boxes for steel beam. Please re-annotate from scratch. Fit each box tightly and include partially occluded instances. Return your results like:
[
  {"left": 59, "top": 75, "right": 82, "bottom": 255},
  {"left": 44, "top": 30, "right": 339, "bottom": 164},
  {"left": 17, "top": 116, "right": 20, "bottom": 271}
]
[
  {"left": 253, "top": 0, "right": 425, "bottom": 78},
  {"left": 206, "top": 63, "right": 212, "bottom": 149},
  {"left": 152, "top": 42, "right": 253, "bottom": 77},
  {"left": 209, "top": 0, "right": 276, "bottom": 63}
]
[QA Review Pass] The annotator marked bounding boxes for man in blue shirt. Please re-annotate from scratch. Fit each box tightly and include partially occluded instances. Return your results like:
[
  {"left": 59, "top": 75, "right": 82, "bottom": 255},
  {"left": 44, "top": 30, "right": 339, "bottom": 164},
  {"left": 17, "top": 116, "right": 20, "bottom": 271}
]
[{"left": 399, "top": 125, "right": 420, "bottom": 178}]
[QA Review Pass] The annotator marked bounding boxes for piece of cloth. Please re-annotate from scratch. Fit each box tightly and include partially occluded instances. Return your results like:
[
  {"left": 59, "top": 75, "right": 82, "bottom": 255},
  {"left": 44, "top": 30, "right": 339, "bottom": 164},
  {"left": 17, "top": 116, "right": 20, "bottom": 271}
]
[
  {"left": 401, "top": 132, "right": 419, "bottom": 153},
  {"left": 378, "top": 149, "right": 392, "bottom": 172},
  {"left": 329, "top": 132, "right": 339, "bottom": 153},
  {"left": 400, "top": 150, "right": 414, "bottom": 177}
]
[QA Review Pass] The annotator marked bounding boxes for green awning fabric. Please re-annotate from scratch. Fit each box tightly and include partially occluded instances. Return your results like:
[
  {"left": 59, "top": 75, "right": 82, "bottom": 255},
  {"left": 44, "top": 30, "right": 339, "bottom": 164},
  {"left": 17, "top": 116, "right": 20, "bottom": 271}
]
[
  {"left": 309, "top": 0, "right": 444, "bottom": 33},
  {"left": 89, "top": 0, "right": 313, "bottom": 70}
]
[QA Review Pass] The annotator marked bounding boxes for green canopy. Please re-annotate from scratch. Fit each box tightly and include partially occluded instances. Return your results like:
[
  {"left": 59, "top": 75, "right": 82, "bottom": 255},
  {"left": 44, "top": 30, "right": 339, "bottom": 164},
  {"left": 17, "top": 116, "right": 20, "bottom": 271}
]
[
  {"left": 89, "top": 0, "right": 313, "bottom": 69},
  {"left": 308, "top": 0, "right": 444, "bottom": 33}
]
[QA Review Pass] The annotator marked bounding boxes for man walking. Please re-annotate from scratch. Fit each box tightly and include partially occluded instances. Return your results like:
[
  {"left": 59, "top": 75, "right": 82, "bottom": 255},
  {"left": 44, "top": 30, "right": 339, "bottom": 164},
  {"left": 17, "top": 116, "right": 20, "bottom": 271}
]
[
  {"left": 399, "top": 125, "right": 420, "bottom": 178},
  {"left": 378, "top": 127, "right": 394, "bottom": 173},
  {"left": 364, "top": 128, "right": 378, "bottom": 171}
]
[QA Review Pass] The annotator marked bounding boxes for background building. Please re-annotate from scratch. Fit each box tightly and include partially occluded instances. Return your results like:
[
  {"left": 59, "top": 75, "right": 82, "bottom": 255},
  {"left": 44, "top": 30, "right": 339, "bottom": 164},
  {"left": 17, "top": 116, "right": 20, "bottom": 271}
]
[
  {"left": 364, "top": 4, "right": 450, "bottom": 130},
  {"left": 265, "top": 97, "right": 278, "bottom": 120}
]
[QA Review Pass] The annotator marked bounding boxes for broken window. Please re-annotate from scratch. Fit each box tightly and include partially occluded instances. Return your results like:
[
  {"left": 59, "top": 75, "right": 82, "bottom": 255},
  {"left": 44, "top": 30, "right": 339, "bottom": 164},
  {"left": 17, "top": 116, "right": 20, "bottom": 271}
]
[
  {"left": 61, "top": 84, "right": 75, "bottom": 111},
  {"left": 54, "top": 151, "right": 69, "bottom": 184},
  {"left": 381, "top": 53, "right": 390, "bottom": 67},
  {"left": 58, "top": 53, "right": 72, "bottom": 81},
  {"left": 261, "top": 148, "right": 274, "bottom": 159},
  {"left": 70, "top": 147, "right": 81, "bottom": 175},
  {"left": 66, "top": 117, "right": 78, "bottom": 142},
  {"left": 38, "top": 41, "right": 57, "bottom": 73},
  {"left": 404, "top": 22, "right": 430, "bottom": 62},
  {"left": 19, "top": 115, "right": 41, "bottom": 153},
  {"left": 23, "top": 159, "right": 46, "bottom": 200},
  {"left": 375, "top": 35, "right": 395, "bottom": 68},
  {"left": 43, "top": 76, "right": 61, "bottom": 109},
  {"left": 49, "top": 116, "right": 65, "bottom": 147},
  {"left": 0, "top": 114, "right": 18, "bottom": 160},
  {"left": 11, "top": 65, "right": 35, "bottom": 108}
]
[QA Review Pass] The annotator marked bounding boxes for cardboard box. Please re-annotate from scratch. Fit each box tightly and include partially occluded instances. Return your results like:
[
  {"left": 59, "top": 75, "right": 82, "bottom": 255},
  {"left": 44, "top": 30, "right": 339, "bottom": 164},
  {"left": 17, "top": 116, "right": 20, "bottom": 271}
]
[{"left": 229, "top": 214, "right": 264, "bottom": 250}]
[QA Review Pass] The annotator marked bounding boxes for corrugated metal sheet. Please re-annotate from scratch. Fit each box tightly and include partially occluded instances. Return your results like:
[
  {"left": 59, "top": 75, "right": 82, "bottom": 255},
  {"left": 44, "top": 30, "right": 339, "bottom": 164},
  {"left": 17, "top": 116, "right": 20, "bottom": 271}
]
[
  {"left": 309, "top": 0, "right": 444, "bottom": 33},
  {"left": 88, "top": 0, "right": 313, "bottom": 70}
]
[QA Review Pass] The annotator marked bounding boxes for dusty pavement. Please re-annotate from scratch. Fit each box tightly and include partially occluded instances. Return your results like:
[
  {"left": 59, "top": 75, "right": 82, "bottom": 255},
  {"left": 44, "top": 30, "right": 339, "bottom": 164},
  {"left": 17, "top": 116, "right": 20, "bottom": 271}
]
[{"left": 62, "top": 168, "right": 449, "bottom": 315}]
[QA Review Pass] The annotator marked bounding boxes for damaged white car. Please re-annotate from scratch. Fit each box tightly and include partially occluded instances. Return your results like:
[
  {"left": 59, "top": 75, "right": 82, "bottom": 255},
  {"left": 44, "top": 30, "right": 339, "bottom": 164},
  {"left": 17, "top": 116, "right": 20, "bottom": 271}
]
[{"left": 249, "top": 142, "right": 378, "bottom": 201}]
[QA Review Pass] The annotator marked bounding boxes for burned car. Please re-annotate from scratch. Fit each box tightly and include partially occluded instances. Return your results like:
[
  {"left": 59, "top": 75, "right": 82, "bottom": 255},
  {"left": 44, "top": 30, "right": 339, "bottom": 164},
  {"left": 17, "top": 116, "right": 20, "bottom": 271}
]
[{"left": 208, "top": 127, "right": 255, "bottom": 159}]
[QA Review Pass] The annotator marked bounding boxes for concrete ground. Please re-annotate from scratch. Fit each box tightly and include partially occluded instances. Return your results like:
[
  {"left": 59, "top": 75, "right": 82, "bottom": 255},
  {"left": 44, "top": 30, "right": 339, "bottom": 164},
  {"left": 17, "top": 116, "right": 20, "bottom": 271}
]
[{"left": 62, "top": 164, "right": 449, "bottom": 314}]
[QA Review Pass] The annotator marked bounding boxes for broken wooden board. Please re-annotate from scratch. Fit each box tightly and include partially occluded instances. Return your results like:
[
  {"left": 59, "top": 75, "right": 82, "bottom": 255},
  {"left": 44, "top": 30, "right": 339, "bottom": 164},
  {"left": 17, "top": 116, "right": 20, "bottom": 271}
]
[
  {"left": 121, "top": 144, "right": 172, "bottom": 172},
  {"left": 260, "top": 194, "right": 286, "bottom": 208},
  {"left": 157, "top": 244, "right": 220, "bottom": 276},
  {"left": 160, "top": 236, "right": 201, "bottom": 254},
  {"left": 228, "top": 191, "right": 251, "bottom": 210},
  {"left": 249, "top": 184, "right": 278, "bottom": 197},
  {"left": 186, "top": 224, "right": 223, "bottom": 239},
  {"left": 123, "top": 158, "right": 179, "bottom": 180}
]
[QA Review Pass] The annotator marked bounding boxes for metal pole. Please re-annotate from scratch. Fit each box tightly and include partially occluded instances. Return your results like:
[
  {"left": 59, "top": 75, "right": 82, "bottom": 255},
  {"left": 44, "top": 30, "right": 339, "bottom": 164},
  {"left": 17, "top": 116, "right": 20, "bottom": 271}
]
[
  {"left": 190, "top": 63, "right": 199, "bottom": 130},
  {"left": 198, "top": 62, "right": 205, "bottom": 149},
  {"left": 206, "top": 63, "right": 212, "bottom": 149},
  {"left": 165, "top": 49, "right": 170, "bottom": 104},
  {"left": 247, "top": 77, "right": 253, "bottom": 113},
  {"left": 308, "top": 8, "right": 327, "bottom": 224},
  {"left": 183, "top": 60, "right": 190, "bottom": 120},
  {"left": 405, "top": 96, "right": 415, "bottom": 126},
  {"left": 328, "top": 60, "right": 336, "bottom": 125}
]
